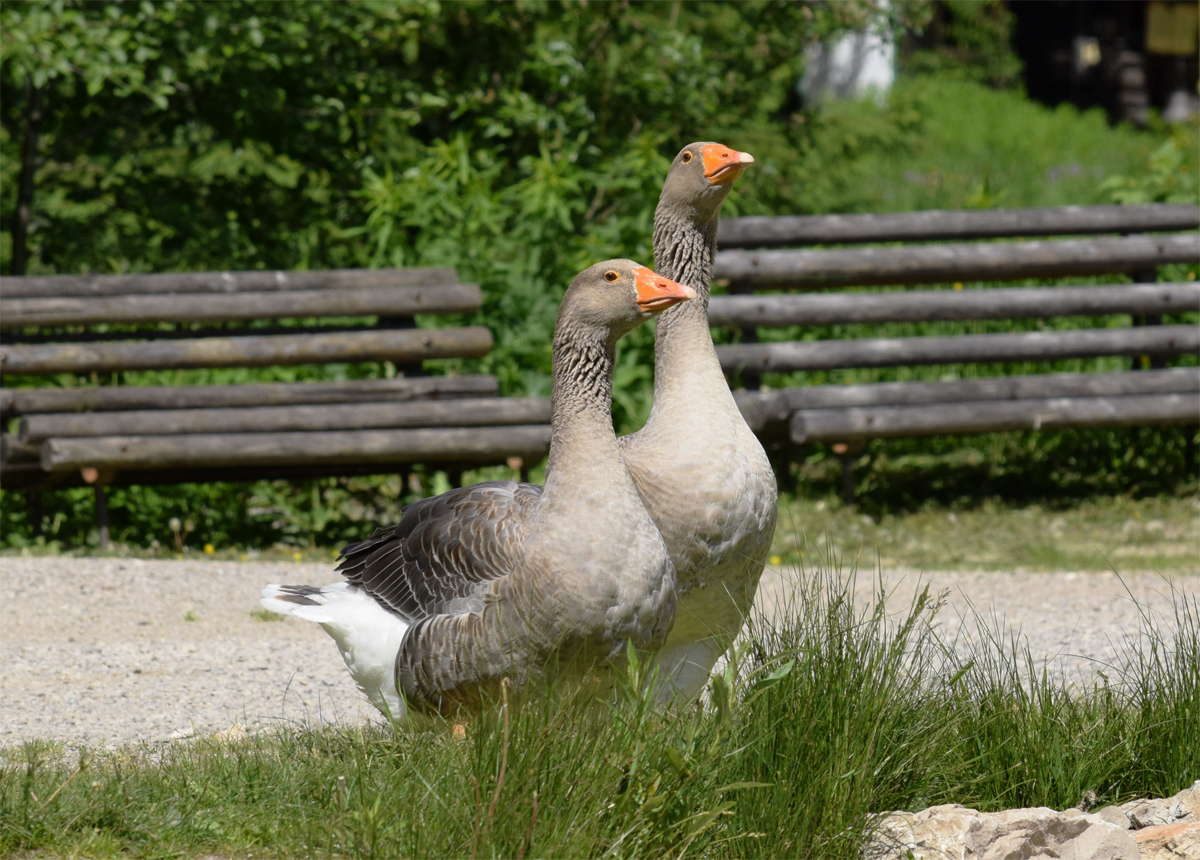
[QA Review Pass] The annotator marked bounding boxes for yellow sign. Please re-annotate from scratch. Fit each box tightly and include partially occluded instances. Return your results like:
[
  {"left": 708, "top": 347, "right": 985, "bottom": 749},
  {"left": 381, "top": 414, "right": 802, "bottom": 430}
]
[{"left": 1146, "top": 1, "right": 1199, "bottom": 56}]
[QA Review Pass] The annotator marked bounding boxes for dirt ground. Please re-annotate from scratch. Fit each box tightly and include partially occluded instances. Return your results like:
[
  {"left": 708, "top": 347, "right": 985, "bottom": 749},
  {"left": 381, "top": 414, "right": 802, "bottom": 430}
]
[{"left": 1, "top": 555, "right": 1195, "bottom": 752}]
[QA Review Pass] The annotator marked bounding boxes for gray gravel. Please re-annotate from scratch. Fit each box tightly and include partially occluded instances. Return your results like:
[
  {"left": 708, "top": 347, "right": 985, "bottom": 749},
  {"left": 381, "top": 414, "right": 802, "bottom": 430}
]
[{"left": 1, "top": 556, "right": 1195, "bottom": 753}]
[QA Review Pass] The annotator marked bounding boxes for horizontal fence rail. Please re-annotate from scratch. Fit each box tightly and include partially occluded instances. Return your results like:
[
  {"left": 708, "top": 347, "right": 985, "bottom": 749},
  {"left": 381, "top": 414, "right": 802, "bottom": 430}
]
[
  {"left": 20, "top": 397, "right": 551, "bottom": 442},
  {"left": 717, "top": 204, "right": 1200, "bottom": 248},
  {"left": 0, "top": 284, "right": 482, "bottom": 328},
  {"left": 40, "top": 425, "right": 553, "bottom": 472},
  {"left": 708, "top": 282, "right": 1200, "bottom": 327},
  {"left": 0, "top": 267, "right": 459, "bottom": 298},
  {"left": 717, "top": 324, "right": 1199, "bottom": 374},
  {"left": 0, "top": 375, "right": 498, "bottom": 415},
  {"left": 713, "top": 233, "right": 1200, "bottom": 289},
  {"left": 734, "top": 367, "right": 1200, "bottom": 431},
  {"left": 0, "top": 326, "right": 494, "bottom": 375},
  {"left": 790, "top": 393, "right": 1200, "bottom": 443}
]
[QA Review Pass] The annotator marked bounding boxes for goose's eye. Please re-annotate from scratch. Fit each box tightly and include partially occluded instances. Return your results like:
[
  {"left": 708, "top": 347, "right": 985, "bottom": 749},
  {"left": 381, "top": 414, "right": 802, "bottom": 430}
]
[
  {"left": 681, "top": 152, "right": 694, "bottom": 163},
  {"left": 604, "top": 270, "right": 619, "bottom": 282}
]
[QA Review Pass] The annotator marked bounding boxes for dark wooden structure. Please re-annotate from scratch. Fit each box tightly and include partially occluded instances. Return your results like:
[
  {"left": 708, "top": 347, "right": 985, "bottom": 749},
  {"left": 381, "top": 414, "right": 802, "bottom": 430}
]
[
  {"left": 710, "top": 203, "right": 1200, "bottom": 500},
  {"left": 1, "top": 268, "right": 552, "bottom": 543}
]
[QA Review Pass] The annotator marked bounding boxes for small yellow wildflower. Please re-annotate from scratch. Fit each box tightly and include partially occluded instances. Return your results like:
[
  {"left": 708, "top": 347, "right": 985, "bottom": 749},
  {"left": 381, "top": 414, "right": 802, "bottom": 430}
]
[
  {"left": 952, "top": 282, "right": 964, "bottom": 291},
  {"left": 240, "top": 554, "right": 249, "bottom": 562},
  {"left": 293, "top": 552, "right": 303, "bottom": 562},
  {"left": 204, "top": 543, "right": 215, "bottom": 554},
  {"left": 769, "top": 555, "right": 782, "bottom": 566}
]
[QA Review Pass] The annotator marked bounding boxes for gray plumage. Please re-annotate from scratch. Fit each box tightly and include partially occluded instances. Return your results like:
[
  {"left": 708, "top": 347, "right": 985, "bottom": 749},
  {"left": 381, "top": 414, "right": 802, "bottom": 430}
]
[
  {"left": 619, "top": 142, "right": 779, "bottom": 703},
  {"left": 281, "top": 259, "right": 691, "bottom": 719}
]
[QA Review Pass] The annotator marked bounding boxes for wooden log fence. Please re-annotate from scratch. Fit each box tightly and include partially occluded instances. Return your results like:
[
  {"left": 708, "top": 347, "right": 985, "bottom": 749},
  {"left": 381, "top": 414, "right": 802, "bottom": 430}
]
[
  {"left": 717, "top": 203, "right": 1200, "bottom": 248},
  {"left": 0, "top": 375, "right": 498, "bottom": 416},
  {"left": 707, "top": 282, "right": 1199, "bottom": 328},
  {"left": 718, "top": 324, "right": 1198, "bottom": 374},
  {"left": 0, "top": 326, "right": 493, "bottom": 375},
  {"left": 0, "top": 283, "right": 482, "bottom": 327},
  {"left": 713, "top": 233, "right": 1199, "bottom": 289},
  {"left": 40, "top": 425, "right": 553, "bottom": 472},
  {"left": 790, "top": 393, "right": 1200, "bottom": 443}
]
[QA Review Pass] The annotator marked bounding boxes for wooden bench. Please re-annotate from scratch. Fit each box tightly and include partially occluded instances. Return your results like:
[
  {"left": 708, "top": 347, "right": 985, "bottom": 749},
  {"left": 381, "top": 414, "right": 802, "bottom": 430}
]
[
  {"left": 0, "top": 268, "right": 552, "bottom": 541},
  {"left": 708, "top": 203, "right": 1200, "bottom": 498}
]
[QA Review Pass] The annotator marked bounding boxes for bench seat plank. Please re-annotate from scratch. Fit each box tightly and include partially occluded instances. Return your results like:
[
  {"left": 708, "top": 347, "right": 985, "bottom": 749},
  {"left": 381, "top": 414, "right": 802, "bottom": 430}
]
[
  {"left": 0, "top": 375, "right": 497, "bottom": 415},
  {"left": 718, "top": 324, "right": 1198, "bottom": 374},
  {"left": 0, "top": 283, "right": 482, "bottom": 328},
  {"left": 708, "top": 282, "right": 1199, "bottom": 327},
  {"left": 1, "top": 326, "right": 494, "bottom": 375},
  {"left": 20, "top": 397, "right": 551, "bottom": 441},
  {"left": 714, "top": 233, "right": 1199, "bottom": 289},
  {"left": 790, "top": 392, "right": 1200, "bottom": 443},
  {"left": 735, "top": 367, "right": 1200, "bottom": 432},
  {"left": 39, "top": 425, "right": 552, "bottom": 472}
]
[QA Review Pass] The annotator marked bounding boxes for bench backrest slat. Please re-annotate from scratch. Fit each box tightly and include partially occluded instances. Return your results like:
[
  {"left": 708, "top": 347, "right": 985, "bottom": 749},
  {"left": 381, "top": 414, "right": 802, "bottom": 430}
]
[
  {"left": 0, "top": 267, "right": 460, "bottom": 298},
  {"left": 715, "top": 233, "right": 1199, "bottom": 289},
  {"left": 0, "top": 283, "right": 482, "bottom": 328},
  {"left": 717, "top": 204, "right": 1200, "bottom": 248},
  {"left": 1, "top": 326, "right": 494, "bottom": 376},
  {"left": 708, "top": 282, "right": 1199, "bottom": 327},
  {"left": 717, "top": 324, "right": 1198, "bottom": 373}
]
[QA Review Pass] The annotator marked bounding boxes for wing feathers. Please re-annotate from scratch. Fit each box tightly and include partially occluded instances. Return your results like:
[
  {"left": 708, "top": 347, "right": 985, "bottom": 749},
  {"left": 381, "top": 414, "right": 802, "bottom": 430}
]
[{"left": 335, "top": 480, "right": 543, "bottom": 620}]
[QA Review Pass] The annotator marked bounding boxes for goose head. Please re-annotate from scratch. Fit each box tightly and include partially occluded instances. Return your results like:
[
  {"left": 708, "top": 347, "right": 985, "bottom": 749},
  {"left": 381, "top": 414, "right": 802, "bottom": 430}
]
[
  {"left": 659, "top": 142, "right": 755, "bottom": 222},
  {"left": 559, "top": 259, "right": 694, "bottom": 342}
]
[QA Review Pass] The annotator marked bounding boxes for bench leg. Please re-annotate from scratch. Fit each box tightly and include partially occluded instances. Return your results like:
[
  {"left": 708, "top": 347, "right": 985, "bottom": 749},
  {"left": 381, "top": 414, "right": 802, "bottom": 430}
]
[
  {"left": 839, "top": 454, "right": 856, "bottom": 507},
  {"left": 26, "top": 491, "right": 43, "bottom": 538},
  {"left": 831, "top": 441, "right": 867, "bottom": 506},
  {"left": 94, "top": 485, "right": 110, "bottom": 549}
]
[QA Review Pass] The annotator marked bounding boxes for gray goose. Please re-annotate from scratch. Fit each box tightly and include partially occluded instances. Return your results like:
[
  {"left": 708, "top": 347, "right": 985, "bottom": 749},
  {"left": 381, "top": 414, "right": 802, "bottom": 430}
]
[
  {"left": 261, "top": 260, "right": 693, "bottom": 721},
  {"left": 618, "top": 142, "right": 777, "bottom": 704}
]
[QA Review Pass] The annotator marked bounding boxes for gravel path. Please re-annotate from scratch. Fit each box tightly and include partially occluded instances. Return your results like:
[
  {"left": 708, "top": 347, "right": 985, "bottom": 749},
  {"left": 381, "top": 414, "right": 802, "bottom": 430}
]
[{"left": 1, "top": 556, "right": 1195, "bottom": 752}]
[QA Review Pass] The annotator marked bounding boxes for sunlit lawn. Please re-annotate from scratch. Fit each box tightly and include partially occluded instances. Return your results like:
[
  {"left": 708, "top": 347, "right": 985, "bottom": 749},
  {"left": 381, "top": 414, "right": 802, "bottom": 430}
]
[{"left": 771, "top": 493, "right": 1200, "bottom": 574}]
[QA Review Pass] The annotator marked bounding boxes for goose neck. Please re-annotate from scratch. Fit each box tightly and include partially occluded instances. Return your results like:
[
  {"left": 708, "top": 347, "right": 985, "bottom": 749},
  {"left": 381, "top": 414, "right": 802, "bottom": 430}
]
[
  {"left": 545, "top": 323, "right": 621, "bottom": 484},
  {"left": 653, "top": 204, "right": 718, "bottom": 302}
]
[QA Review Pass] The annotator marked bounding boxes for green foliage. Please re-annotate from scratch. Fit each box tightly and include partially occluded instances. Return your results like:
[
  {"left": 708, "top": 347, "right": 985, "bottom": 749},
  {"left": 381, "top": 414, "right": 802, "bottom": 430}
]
[
  {"left": 903, "top": 0, "right": 1023, "bottom": 89},
  {"left": 1100, "top": 121, "right": 1199, "bottom": 205},
  {"left": 3, "top": 563, "right": 1197, "bottom": 858}
]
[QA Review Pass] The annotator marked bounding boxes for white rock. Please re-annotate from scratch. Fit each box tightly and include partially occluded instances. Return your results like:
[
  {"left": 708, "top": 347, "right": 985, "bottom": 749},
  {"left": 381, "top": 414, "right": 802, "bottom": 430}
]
[
  {"left": 865, "top": 803, "right": 1140, "bottom": 860},
  {"left": 1097, "top": 781, "right": 1200, "bottom": 831}
]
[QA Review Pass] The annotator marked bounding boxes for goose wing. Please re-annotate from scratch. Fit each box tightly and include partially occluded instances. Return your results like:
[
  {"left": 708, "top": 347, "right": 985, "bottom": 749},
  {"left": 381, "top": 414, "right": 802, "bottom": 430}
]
[{"left": 336, "top": 480, "right": 543, "bottom": 620}]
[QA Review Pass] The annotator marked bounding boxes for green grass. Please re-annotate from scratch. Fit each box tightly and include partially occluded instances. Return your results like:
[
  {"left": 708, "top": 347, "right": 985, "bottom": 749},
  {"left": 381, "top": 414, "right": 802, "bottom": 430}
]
[
  {"left": 779, "top": 74, "right": 1185, "bottom": 214},
  {"left": 771, "top": 493, "right": 1200, "bottom": 573},
  {"left": 9, "top": 492, "right": 1195, "bottom": 577},
  {"left": 3, "top": 562, "right": 1197, "bottom": 859}
]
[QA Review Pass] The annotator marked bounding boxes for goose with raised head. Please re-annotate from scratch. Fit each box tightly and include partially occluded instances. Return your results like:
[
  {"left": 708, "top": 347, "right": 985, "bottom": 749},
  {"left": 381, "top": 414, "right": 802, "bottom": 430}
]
[
  {"left": 619, "top": 142, "right": 777, "bottom": 704},
  {"left": 261, "top": 260, "right": 694, "bottom": 721}
]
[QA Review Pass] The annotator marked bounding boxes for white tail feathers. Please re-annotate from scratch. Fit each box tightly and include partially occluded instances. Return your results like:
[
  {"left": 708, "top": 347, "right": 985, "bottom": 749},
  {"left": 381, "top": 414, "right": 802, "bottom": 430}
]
[{"left": 259, "top": 582, "right": 412, "bottom": 723}]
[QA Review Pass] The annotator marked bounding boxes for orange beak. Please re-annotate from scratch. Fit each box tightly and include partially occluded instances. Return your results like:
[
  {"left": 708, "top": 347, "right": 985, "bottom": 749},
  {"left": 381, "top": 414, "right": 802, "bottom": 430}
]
[
  {"left": 702, "top": 144, "right": 755, "bottom": 186},
  {"left": 633, "top": 267, "right": 695, "bottom": 313}
]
